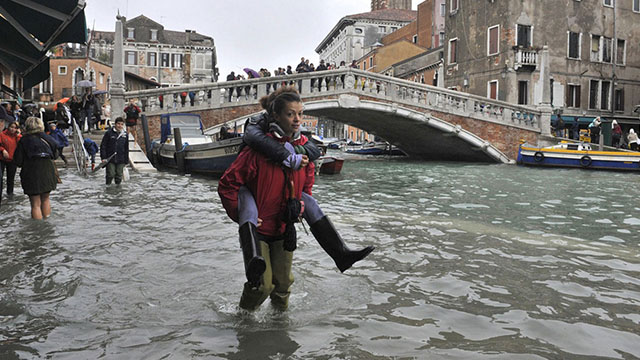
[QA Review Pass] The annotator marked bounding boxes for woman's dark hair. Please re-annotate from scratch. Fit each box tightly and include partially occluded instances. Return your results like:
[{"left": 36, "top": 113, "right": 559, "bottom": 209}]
[{"left": 259, "top": 86, "right": 301, "bottom": 117}]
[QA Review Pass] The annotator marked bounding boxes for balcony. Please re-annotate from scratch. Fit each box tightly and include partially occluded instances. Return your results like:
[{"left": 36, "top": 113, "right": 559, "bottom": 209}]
[{"left": 513, "top": 48, "right": 538, "bottom": 70}]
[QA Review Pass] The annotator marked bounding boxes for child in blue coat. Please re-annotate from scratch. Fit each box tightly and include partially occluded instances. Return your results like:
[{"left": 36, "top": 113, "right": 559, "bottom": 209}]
[
  {"left": 47, "top": 122, "right": 69, "bottom": 166},
  {"left": 83, "top": 137, "right": 99, "bottom": 170}
]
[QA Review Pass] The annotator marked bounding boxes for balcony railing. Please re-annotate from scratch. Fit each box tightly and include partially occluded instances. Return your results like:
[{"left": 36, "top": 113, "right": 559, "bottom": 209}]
[{"left": 514, "top": 48, "right": 538, "bottom": 70}]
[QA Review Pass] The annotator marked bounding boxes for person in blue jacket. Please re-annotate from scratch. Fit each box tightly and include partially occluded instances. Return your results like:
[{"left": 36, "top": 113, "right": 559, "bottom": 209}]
[
  {"left": 83, "top": 137, "right": 99, "bottom": 170},
  {"left": 100, "top": 117, "right": 129, "bottom": 185},
  {"left": 47, "top": 122, "right": 69, "bottom": 167}
]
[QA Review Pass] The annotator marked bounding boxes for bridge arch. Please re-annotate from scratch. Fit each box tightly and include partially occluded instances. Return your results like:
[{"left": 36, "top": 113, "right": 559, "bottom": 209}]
[{"left": 304, "top": 95, "right": 511, "bottom": 163}]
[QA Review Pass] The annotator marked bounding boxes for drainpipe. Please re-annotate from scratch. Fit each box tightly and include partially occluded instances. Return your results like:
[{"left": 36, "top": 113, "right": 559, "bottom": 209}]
[{"left": 611, "top": 0, "right": 616, "bottom": 117}]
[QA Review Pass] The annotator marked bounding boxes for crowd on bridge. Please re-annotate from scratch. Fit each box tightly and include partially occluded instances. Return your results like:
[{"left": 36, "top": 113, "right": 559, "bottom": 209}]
[{"left": 225, "top": 56, "right": 359, "bottom": 83}]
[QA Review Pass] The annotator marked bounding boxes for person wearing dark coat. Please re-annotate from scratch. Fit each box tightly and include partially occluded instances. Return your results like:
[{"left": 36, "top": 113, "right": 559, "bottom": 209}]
[
  {"left": 83, "top": 137, "right": 99, "bottom": 170},
  {"left": 47, "top": 122, "right": 69, "bottom": 166},
  {"left": 13, "top": 116, "right": 59, "bottom": 219},
  {"left": 100, "top": 117, "right": 129, "bottom": 185}
]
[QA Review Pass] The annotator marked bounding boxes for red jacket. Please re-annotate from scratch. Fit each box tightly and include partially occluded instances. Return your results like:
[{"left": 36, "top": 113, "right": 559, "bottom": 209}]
[
  {"left": 0, "top": 128, "right": 21, "bottom": 162},
  {"left": 218, "top": 134, "right": 315, "bottom": 237}
]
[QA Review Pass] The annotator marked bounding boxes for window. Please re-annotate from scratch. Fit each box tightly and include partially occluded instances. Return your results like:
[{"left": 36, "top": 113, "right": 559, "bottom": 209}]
[
  {"left": 591, "top": 35, "right": 600, "bottom": 62},
  {"left": 148, "top": 52, "right": 157, "bottom": 66},
  {"left": 161, "top": 53, "right": 170, "bottom": 67},
  {"left": 125, "top": 50, "right": 137, "bottom": 65},
  {"left": 440, "top": 3, "right": 446, "bottom": 16},
  {"left": 603, "top": 0, "right": 612, "bottom": 7},
  {"left": 354, "top": 28, "right": 363, "bottom": 34},
  {"left": 450, "top": 0, "right": 459, "bottom": 13},
  {"left": 568, "top": 32, "right": 581, "bottom": 59},
  {"left": 448, "top": 38, "right": 458, "bottom": 64},
  {"left": 614, "top": 89, "right": 624, "bottom": 111},
  {"left": 488, "top": 25, "right": 499, "bottom": 55},
  {"left": 566, "top": 84, "right": 581, "bottom": 108},
  {"left": 634, "top": 0, "right": 640, "bottom": 12},
  {"left": 518, "top": 81, "right": 528, "bottom": 105},
  {"left": 127, "top": 27, "right": 135, "bottom": 39},
  {"left": 516, "top": 24, "right": 532, "bottom": 48},
  {"left": 378, "top": 26, "right": 386, "bottom": 33},
  {"left": 589, "top": 80, "right": 599, "bottom": 109},
  {"left": 99, "top": 72, "right": 104, "bottom": 84},
  {"left": 391, "top": 27, "right": 397, "bottom": 32},
  {"left": 600, "top": 80, "right": 610, "bottom": 110},
  {"left": 369, "top": 57, "right": 373, "bottom": 69},
  {"left": 150, "top": 29, "right": 158, "bottom": 41},
  {"left": 171, "top": 54, "right": 182, "bottom": 68},
  {"left": 195, "top": 54, "right": 204, "bottom": 69},
  {"left": 487, "top": 80, "right": 498, "bottom": 100},
  {"left": 58, "top": 66, "right": 67, "bottom": 75},
  {"left": 602, "top": 37, "right": 612, "bottom": 63},
  {"left": 615, "top": 39, "right": 625, "bottom": 65},
  {"left": 412, "top": 35, "right": 418, "bottom": 43},
  {"left": 438, "top": 31, "right": 445, "bottom": 47}
]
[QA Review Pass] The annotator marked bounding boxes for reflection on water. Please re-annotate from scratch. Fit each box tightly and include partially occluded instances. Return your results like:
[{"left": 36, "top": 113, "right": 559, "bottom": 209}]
[{"left": 1, "top": 159, "right": 639, "bottom": 359}]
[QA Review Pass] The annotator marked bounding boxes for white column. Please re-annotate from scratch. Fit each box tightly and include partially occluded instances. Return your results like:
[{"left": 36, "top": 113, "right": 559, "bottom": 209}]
[{"left": 110, "top": 16, "right": 126, "bottom": 122}]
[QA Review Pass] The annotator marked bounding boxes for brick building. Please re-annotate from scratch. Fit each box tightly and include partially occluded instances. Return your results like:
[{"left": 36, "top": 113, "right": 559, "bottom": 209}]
[{"left": 443, "top": 0, "right": 640, "bottom": 131}]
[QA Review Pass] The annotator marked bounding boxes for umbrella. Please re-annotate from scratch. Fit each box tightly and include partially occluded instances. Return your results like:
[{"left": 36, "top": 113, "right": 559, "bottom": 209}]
[
  {"left": 243, "top": 68, "right": 260, "bottom": 79},
  {"left": 53, "top": 97, "right": 70, "bottom": 110},
  {"left": 76, "top": 80, "right": 95, "bottom": 88},
  {"left": 92, "top": 153, "right": 116, "bottom": 173},
  {"left": 93, "top": 90, "right": 107, "bottom": 95}
]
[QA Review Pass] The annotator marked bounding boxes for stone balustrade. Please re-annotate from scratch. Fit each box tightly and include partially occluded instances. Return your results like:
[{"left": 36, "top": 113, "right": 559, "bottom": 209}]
[{"left": 125, "top": 68, "right": 542, "bottom": 132}]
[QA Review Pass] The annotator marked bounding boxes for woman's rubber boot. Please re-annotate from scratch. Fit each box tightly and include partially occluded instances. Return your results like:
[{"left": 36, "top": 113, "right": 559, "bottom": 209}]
[
  {"left": 239, "top": 222, "right": 266, "bottom": 288},
  {"left": 309, "top": 216, "right": 374, "bottom": 272}
]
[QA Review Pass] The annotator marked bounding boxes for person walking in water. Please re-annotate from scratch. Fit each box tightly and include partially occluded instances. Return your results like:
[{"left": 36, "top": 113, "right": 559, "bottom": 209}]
[
  {"left": 13, "top": 117, "right": 59, "bottom": 219},
  {"left": 0, "top": 121, "right": 21, "bottom": 202},
  {"left": 218, "top": 86, "right": 374, "bottom": 311},
  {"left": 100, "top": 117, "right": 129, "bottom": 185}
]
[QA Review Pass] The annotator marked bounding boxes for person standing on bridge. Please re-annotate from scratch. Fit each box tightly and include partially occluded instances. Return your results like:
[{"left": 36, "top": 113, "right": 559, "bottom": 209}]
[
  {"left": 100, "top": 117, "right": 129, "bottom": 185},
  {"left": 124, "top": 99, "right": 141, "bottom": 143}
]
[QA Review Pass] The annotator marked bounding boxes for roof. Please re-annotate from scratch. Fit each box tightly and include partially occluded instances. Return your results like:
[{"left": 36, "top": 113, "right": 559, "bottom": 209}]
[
  {"left": 349, "top": 9, "right": 417, "bottom": 22},
  {"left": 125, "top": 71, "right": 160, "bottom": 86},
  {"left": 0, "top": 0, "right": 87, "bottom": 91},
  {"left": 90, "top": 14, "right": 213, "bottom": 47},
  {"left": 316, "top": 8, "right": 416, "bottom": 53}
]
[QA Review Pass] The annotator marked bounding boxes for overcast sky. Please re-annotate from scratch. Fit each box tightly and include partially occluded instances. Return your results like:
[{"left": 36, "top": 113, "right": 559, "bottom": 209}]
[{"left": 84, "top": 0, "right": 418, "bottom": 79}]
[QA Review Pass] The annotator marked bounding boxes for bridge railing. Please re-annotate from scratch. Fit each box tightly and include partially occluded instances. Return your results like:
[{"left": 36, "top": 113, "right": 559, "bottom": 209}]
[{"left": 125, "top": 68, "right": 542, "bottom": 132}]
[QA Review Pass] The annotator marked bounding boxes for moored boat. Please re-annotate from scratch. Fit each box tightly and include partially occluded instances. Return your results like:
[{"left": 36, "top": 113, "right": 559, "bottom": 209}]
[
  {"left": 151, "top": 113, "right": 243, "bottom": 176},
  {"left": 517, "top": 142, "right": 640, "bottom": 171},
  {"left": 318, "top": 156, "right": 344, "bottom": 175}
]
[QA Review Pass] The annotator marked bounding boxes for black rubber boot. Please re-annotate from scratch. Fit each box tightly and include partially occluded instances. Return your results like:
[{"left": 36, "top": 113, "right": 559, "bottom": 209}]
[
  {"left": 309, "top": 216, "right": 374, "bottom": 272},
  {"left": 239, "top": 222, "right": 266, "bottom": 288}
]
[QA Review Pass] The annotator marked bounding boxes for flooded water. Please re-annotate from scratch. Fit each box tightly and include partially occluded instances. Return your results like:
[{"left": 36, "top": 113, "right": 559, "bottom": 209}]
[{"left": 1, "top": 155, "right": 639, "bottom": 359}]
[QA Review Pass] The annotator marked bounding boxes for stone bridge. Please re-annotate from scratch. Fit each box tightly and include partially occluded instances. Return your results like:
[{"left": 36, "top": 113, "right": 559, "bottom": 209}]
[{"left": 124, "top": 68, "right": 551, "bottom": 163}]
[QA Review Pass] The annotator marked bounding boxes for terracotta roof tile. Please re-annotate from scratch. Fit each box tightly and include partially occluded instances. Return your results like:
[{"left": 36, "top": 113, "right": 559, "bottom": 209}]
[{"left": 348, "top": 9, "right": 417, "bottom": 22}]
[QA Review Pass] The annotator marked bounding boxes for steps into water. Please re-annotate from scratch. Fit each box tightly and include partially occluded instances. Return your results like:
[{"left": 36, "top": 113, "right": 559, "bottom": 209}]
[{"left": 56, "top": 129, "right": 156, "bottom": 173}]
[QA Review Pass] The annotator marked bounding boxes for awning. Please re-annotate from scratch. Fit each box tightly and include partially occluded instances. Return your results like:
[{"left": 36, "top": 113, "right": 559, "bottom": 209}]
[
  {"left": 0, "top": 0, "right": 87, "bottom": 91},
  {"left": 551, "top": 115, "right": 596, "bottom": 125}
]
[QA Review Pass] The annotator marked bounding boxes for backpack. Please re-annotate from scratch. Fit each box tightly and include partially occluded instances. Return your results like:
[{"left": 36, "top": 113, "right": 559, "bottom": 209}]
[{"left": 126, "top": 106, "right": 139, "bottom": 119}]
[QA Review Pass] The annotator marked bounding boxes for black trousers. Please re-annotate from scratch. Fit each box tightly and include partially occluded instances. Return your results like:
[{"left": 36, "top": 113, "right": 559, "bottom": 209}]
[{"left": 0, "top": 161, "right": 17, "bottom": 195}]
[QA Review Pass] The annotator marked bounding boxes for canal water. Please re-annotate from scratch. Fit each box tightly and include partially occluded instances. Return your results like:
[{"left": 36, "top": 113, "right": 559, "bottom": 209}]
[{"left": 1, "top": 155, "right": 639, "bottom": 359}]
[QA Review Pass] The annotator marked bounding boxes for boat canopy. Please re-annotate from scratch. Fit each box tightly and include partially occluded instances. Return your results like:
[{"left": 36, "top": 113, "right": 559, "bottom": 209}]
[
  {"left": 160, "top": 113, "right": 203, "bottom": 143},
  {"left": 551, "top": 115, "right": 597, "bottom": 126}
]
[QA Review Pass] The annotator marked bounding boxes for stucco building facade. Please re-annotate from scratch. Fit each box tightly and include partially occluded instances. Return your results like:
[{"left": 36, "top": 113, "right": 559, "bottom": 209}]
[
  {"left": 443, "top": 0, "right": 640, "bottom": 127},
  {"left": 90, "top": 15, "right": 218, "bottom": 87}
]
